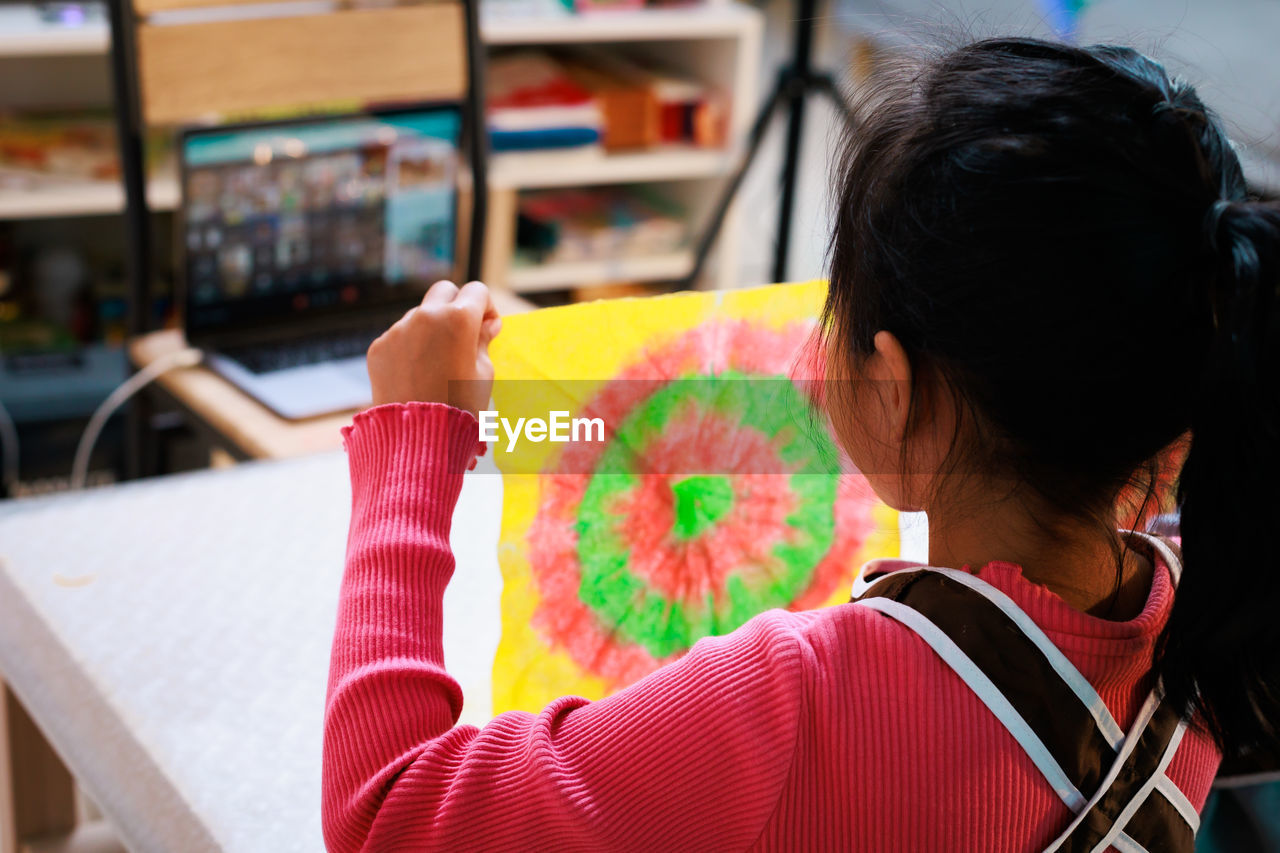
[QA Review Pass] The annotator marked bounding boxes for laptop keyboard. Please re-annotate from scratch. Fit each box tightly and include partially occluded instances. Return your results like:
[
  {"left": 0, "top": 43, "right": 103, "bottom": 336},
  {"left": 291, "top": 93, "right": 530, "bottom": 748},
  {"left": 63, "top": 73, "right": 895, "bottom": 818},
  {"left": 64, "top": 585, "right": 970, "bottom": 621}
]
[{"left": 222, "top": 326, "right": 385, "bottom": 375}]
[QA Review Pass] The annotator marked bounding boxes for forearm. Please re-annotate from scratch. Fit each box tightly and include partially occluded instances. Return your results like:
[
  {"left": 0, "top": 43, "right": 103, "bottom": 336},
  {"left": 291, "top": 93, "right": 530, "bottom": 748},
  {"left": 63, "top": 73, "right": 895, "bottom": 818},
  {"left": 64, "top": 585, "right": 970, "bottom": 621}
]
[{"left": 323, "top": 402, "right": 480, "bottom": 851}]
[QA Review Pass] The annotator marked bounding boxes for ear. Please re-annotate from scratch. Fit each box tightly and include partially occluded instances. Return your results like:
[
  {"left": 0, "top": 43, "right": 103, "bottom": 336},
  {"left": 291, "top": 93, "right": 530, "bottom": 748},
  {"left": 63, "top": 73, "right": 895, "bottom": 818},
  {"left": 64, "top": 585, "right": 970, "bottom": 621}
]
[{"left": 871, "top": 330, "right": 913, "bottom": 440}]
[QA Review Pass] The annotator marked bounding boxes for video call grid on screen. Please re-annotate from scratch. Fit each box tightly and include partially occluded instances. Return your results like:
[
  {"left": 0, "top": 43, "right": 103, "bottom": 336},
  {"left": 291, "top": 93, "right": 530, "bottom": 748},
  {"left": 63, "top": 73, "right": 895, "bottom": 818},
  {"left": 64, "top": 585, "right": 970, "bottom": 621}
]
[{"left": 180, "top": 107, "right": 461, "bottom": 331}]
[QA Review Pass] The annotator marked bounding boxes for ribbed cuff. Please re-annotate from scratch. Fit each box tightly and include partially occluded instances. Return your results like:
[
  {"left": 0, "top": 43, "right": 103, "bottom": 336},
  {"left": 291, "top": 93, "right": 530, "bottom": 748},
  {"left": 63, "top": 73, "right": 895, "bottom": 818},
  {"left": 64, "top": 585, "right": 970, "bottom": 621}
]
[{"left": 343, "top": 403, "right": 483, "bottom": 518}]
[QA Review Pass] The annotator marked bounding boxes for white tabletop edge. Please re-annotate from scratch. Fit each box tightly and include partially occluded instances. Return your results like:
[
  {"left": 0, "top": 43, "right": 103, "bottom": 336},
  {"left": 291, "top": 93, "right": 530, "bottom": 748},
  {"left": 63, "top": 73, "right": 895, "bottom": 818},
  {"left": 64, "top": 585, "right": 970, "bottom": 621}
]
[{"left": 0, "top": 558, "right": 220, "bottom": 853}]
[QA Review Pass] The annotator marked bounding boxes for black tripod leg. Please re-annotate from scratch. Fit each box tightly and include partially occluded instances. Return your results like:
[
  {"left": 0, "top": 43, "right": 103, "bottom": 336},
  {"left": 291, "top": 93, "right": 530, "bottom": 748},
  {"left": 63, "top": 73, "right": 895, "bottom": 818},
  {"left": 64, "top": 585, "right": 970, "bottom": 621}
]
[
  {"left": 772, "top": 85, "right": 806, "bottom": 284},
  {"left": 810, "top": 72, "right": 856, "bottom": 122},
  {"left": 772, "top": 0, "right": 819, "bottom": 284},
  {"left": 679, "top": 72, "right": 789, "bottom": 289}
]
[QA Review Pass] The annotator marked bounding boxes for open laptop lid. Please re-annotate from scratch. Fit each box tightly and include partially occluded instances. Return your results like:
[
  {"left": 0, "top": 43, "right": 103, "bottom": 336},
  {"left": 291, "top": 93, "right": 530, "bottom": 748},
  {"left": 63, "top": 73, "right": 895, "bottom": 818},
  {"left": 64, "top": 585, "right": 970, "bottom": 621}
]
[{"left": 177, "top": 104, "right": 463, "bottom": 348}]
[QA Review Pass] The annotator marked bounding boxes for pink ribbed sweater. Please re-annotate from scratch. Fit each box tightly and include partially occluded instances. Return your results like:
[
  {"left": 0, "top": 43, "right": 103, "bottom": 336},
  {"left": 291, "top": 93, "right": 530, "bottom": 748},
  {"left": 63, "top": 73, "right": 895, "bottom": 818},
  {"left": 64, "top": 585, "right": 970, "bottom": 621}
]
[{"left": 323, "top": 402, "right": 1220, "bottom": 852}]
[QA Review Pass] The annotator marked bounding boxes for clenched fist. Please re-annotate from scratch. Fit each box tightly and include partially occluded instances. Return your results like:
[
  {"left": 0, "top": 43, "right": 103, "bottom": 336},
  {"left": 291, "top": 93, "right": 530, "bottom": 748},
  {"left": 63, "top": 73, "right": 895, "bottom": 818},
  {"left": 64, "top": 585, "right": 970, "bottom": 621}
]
[{"left": 366, "top": 280, "right": 502, "bottom": 416}]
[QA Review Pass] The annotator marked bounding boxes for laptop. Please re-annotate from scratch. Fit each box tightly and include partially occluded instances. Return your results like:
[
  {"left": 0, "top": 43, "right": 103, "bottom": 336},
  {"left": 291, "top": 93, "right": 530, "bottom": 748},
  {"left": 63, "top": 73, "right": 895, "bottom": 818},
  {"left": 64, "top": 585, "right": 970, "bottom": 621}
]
[{"left": 178, "top": 105, "right": 462, "bottom": 420}]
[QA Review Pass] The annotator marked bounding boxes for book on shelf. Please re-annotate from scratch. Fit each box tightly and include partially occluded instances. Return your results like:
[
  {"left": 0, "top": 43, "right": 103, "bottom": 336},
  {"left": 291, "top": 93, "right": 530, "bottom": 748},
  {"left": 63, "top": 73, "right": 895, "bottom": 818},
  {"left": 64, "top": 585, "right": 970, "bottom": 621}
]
[
  {"left": 0, "top": 110, "right": 172, "bottom": 192},
  {"left": 488, "top": 49, "right": 727, "bottom": 154},
  {"left": 488, "top": 51, "right": 604, "bottom": 153},
  {"left": 652, "top": 74, "right": 727, "bottom": 148}
]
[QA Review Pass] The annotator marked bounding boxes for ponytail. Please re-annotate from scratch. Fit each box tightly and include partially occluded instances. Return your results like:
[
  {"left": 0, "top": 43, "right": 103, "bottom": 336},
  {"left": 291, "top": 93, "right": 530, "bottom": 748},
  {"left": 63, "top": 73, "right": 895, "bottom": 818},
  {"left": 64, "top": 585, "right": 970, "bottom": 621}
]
[{"left": 1160, "top": 198, "right": 1280, "bottom": 759}]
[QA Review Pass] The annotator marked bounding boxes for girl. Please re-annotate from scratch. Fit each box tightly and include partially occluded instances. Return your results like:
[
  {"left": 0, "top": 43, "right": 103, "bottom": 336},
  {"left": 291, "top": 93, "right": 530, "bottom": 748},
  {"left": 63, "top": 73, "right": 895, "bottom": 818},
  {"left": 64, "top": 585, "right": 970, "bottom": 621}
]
[{"left": 323, "top": 38, "right": 1279, "bottom": 851}]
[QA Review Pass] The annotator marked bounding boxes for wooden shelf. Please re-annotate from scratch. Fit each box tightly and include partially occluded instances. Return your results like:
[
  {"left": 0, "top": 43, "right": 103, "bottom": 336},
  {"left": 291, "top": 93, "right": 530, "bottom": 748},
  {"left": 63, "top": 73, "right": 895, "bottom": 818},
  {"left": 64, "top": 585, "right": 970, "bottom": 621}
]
[
  {"left": 0, "top": 146, "right": 731, "bottom": 218},
  {"left": 507, "top": 249, "right": 692, "bottom": 291},
  {"left": 481, "top": 3, "right": 756, "bottom": 44},
  {"left": 491, "top": 145, "right": 733, "bottom": 189},
  {"left": 0, "top": 174, "right": 178, "bottom": 220}
]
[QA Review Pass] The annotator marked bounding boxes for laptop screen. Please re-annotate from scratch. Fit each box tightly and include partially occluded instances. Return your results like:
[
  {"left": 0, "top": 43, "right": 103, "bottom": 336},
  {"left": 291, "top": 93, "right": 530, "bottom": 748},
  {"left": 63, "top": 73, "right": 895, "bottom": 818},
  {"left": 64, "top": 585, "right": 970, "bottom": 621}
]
[{"left": 180, "top": 106, "right": 461, "bottom": 336}]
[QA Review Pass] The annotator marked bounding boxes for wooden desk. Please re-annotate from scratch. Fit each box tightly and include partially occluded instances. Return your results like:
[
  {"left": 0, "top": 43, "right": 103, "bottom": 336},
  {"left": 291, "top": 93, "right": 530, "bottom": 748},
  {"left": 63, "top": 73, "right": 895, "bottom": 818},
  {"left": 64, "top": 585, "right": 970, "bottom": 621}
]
[
  {"left": 128, "top": 289, "right": 535, "bottom": 461},
  {"left": 0, "top": 452, "right": 505, "bottom": 852},
  {"left": 128, "top": 330, "right": 350, "bottom": 461}
]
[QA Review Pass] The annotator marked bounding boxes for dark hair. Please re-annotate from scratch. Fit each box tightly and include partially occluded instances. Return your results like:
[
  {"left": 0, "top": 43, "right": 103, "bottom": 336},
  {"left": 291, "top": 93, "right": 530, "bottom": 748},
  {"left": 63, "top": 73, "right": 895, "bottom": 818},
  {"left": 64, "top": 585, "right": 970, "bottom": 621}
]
[{"left": 823, "top": 37, "right": 1279, "bottom": 758}]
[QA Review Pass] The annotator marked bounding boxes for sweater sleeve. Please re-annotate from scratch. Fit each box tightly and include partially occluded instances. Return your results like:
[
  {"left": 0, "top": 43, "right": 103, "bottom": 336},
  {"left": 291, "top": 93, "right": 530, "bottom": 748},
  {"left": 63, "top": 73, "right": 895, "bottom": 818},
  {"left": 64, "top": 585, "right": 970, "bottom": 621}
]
[{"left": 323, "top": 402, "right": 807, "bottom": 853}]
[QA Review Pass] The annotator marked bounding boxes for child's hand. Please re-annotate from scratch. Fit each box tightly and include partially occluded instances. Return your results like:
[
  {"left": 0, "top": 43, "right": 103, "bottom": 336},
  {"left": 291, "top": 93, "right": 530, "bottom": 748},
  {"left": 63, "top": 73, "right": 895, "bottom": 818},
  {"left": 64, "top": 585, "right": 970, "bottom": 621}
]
[{"left": 367, "top": 280, "right": 502, "bottom": 417}]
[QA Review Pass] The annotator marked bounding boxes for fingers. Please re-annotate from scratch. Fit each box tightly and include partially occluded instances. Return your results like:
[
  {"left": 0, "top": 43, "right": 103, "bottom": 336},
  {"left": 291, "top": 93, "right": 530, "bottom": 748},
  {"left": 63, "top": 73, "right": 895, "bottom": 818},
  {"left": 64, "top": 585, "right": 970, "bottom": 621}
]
[
  {"left": 414, "top": 280, "right": 501, "bottom": 348},
  {"left": 455, "top": 281, "right": 502, "bottom": 348},
  {"left": 480, "top": 315, "right": 503, "bottom": 347},
  {"left": 420, "top": 280, "right": 497, "bottom": 317},
  {"left": 422, "top": 280, "right": 460, "bottom": 306},
  {"left": 457, "top": 280, "right": 497, "bottom": 321}
]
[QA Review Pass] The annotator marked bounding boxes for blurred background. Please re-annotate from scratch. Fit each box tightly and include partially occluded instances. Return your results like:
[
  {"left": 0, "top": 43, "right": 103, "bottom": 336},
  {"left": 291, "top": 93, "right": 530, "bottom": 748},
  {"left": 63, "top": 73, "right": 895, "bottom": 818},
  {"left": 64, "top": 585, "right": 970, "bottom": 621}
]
[{"left": 0, "top": 0, "right": 1276, "bottom": 494}]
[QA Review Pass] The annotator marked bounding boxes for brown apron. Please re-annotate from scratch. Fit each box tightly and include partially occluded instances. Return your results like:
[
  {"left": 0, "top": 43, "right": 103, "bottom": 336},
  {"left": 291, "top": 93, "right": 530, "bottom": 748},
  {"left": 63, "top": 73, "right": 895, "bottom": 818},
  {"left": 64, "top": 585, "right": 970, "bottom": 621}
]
[{"left": 850, "top": 531, "right": 1198, "bottom": 853}]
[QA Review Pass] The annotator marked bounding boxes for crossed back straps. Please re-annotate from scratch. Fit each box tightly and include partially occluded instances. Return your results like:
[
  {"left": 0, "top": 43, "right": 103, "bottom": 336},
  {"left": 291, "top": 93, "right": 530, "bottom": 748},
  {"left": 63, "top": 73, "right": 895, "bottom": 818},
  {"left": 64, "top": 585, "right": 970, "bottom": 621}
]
[{"left": 851, "top": 532, "right": 1197, "bottom": 853}]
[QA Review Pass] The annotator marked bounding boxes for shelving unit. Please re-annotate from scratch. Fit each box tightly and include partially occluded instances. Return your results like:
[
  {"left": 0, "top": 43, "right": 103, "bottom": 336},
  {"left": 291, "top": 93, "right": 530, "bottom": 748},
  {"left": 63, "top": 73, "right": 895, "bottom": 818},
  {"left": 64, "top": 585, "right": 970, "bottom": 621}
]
[
  {"left": 487, "top": 144, "right": 744, "bottom": 294},
  {"left": 1, "top": 1, "right": 763, "bottom": 295},
  {"left": 0, "top": 147, "right": 726, "bottom": 220},
  {"left": 490, "top": 145, "right": 733, "bottom": 190},
  {"left": 482, "top": 3, "right": 761, "bottom": 293},
  {"left": 0, "top": 173, "right": 178, "bottom": 220},
  {"left": 0, "top": 1, "right": 757, "bottom": 311}
]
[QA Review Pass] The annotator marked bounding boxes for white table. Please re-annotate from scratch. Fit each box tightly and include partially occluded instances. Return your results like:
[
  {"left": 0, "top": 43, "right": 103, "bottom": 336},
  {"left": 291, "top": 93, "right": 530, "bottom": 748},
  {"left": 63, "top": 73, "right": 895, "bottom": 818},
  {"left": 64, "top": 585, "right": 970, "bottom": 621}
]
[{"left": 0, "top": 452, "right": 504, "bottom": 852}]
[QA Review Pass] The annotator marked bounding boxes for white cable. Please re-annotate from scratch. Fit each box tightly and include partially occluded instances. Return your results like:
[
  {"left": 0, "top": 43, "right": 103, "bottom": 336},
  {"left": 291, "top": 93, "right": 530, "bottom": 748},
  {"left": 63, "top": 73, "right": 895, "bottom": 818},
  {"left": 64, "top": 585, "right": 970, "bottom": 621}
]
[
  {"left": 0, "top": 398, "right": 18, "bottom": 496},
  {"left": 71, "top": 348, "right": 203, "bottom": 491}
]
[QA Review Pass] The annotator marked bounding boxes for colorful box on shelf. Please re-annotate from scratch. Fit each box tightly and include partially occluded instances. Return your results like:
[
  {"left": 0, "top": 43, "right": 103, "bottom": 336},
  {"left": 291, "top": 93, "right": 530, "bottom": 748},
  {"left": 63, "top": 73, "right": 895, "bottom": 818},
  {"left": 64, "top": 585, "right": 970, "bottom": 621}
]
[
  {"left": 515, "top": 186, "right": 687, "bottom": 265},
  {"left": 653, "top": 75, "right": 727, "bottom": 148},
  {"left": 560, "top": 53, "right": 661, "bottom": 150}
]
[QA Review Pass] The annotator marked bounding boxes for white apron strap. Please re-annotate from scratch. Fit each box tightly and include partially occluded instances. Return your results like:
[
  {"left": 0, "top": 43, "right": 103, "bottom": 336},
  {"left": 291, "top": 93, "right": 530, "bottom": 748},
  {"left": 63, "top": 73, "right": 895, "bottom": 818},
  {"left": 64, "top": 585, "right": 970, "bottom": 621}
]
[{"left": 852, "top": 565, "right": 1197, "bottom": 852}]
